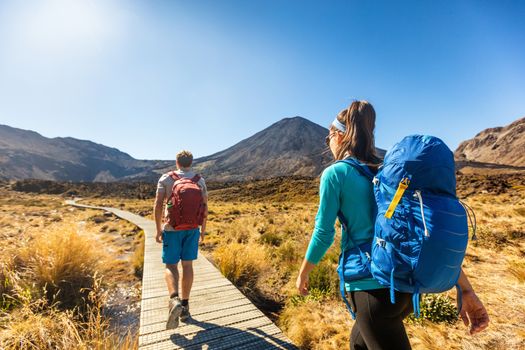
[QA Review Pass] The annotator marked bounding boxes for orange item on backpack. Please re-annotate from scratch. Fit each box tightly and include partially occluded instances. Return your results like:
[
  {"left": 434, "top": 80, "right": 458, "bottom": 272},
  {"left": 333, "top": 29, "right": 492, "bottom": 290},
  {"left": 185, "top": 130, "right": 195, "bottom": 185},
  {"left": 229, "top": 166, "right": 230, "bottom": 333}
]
[{"left": 165, "top": 172, "right": 205, "bottom": 230}]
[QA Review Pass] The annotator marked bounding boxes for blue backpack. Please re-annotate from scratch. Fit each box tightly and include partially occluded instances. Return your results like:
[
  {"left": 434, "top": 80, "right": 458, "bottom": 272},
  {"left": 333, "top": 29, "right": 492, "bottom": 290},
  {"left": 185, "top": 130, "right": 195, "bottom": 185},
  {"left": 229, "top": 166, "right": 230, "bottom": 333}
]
[{"left": 337, "top": 135, "right": 473, "bottom": 318}]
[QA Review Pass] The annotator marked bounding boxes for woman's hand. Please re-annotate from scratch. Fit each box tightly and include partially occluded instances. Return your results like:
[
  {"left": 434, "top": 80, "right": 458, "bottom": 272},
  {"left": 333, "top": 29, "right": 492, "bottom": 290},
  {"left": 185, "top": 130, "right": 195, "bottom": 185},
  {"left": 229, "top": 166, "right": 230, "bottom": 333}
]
[
  {"left": 460, "top": 290, "right": 489, "bottom": 335},
  {"left": 297, "top": 259, "right": 316, "bottom": 296},
  {"left": 296, "top": 273, "right": 310, "bottom": 296}
]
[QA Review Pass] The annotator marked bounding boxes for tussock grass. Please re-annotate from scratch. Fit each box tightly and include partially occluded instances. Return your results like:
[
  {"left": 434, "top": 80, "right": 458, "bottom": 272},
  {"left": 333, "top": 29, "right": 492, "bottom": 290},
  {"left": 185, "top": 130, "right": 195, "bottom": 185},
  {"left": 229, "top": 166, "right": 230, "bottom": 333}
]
[
  {"left": 279, "top": 300, "right": 350, "bottom": 350},
  {"left": 54, "top": 177, "right": 525, "bottom": 349},
  {"left": 0, "top": 258, "right": 23, "bottom": 311},
  {"left": 1, "top": 189, "right": 140, "bottom": 348},
  {"left": 213, "top": 243, "right": 267, "bottom": 290},
  {"left": 132, "top": 231, "right": 145, "bottom": 278},
  {"left": 508, "top": 258, "right": 525, "bottom": 283},
  {"left": 17, "top": 229, "right": 107, "bottom": 309},
  {"left": 0, "top": 280, "right": 137, "bottom": 350}
]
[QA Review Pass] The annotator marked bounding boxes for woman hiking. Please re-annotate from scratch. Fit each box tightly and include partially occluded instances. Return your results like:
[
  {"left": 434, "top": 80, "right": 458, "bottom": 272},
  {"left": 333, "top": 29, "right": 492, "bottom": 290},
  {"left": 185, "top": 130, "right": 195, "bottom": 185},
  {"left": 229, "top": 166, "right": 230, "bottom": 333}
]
[{"left": 296, "top": 100, "right": 489, "bottom": 349}]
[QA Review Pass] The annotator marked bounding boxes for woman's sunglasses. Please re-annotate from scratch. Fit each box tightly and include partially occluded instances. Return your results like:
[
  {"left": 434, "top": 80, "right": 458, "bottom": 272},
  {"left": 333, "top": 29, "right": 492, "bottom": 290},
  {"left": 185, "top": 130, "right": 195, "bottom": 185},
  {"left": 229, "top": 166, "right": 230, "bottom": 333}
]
[{"left": 325, "top": 132, "right": 338, "bottom": 146}]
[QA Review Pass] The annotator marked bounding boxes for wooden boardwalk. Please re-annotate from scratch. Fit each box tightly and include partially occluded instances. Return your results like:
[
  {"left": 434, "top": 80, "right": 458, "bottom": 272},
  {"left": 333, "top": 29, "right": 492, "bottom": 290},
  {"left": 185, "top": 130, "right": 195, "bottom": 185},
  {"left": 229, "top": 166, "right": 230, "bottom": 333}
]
[{"left": 66, "top": 200, "right": 297, "bottom": 350}]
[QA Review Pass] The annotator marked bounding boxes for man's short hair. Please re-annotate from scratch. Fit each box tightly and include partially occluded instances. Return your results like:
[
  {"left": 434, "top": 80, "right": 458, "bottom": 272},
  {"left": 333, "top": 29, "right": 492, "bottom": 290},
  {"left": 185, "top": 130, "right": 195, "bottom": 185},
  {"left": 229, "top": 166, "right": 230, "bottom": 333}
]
[{"left": 176, "top": 150, "right": 193, "bottom": 168}]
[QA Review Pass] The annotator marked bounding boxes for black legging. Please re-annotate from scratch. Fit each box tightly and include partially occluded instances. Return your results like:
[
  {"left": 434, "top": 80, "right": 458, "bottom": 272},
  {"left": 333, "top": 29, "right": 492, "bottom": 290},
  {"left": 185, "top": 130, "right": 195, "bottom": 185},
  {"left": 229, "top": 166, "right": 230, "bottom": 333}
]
[{"left": 349, "top": 289, "right": 413, "bottom": 350}]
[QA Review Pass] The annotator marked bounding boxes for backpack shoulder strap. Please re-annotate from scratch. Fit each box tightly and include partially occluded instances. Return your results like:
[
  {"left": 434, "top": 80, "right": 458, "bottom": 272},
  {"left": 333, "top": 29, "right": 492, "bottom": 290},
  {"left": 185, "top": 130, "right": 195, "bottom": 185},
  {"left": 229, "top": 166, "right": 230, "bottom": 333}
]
[
  {"left": 337, "top": 158, "right": 375, "bottom": 181},
  {"left": 337, "top": 210, "right": 358, "bottom": 248},
  {"left": 191, "top": 174, "right": 201, "bottom": 183},
  {"left": 169, "top": 171, "right": 181, "bottom": 181}
]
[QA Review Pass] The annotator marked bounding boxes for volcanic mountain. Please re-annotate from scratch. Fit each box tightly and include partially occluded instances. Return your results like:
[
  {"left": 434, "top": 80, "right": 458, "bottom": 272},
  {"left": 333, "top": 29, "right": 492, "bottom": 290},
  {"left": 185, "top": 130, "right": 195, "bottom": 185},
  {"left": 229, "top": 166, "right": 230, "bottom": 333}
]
[
  {"left": 0, "top": 124, "right": 171, "bottom": 182},
  {"left": 455, "top": 116, "right": 525, "bottom": 171},
  {"left": 189, "top": 116, "right": 387, "bottom": 181},
  {"left": 188, "top": 117, "right": 332, "bottom": 181}
]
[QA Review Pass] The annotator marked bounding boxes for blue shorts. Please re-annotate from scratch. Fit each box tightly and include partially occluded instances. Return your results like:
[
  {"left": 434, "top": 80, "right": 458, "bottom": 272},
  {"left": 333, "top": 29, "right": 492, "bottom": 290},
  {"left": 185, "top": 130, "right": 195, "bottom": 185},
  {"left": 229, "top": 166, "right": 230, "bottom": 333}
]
[{"left": 162, "top": 229, "right": 200, "bottom": 265}]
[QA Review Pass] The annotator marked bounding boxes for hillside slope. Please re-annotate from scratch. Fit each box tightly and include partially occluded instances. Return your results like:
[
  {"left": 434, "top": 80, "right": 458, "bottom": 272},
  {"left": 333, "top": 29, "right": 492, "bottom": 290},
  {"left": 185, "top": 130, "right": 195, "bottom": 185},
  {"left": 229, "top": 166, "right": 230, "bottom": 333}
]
[
  {"left": 0, "top": 125, "right": 170, "bottom": 182},
  {"left": 455, "top": 117, "right": 525, "bottom": 167}
]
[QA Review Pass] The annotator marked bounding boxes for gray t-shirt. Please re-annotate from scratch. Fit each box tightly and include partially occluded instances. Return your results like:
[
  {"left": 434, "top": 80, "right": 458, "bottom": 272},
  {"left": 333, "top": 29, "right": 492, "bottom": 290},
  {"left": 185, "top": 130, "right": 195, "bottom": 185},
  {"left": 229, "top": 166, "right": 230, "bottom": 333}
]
[{"left": 157, "top": 169, "right": 207, "bottom": 231}]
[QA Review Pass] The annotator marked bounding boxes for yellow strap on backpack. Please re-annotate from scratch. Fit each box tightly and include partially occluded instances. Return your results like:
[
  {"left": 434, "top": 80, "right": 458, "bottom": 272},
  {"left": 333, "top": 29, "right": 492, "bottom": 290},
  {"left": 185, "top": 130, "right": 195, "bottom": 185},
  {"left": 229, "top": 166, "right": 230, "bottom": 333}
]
[{"left": 384, "top": 178, "right": 410, "bottom": 219}]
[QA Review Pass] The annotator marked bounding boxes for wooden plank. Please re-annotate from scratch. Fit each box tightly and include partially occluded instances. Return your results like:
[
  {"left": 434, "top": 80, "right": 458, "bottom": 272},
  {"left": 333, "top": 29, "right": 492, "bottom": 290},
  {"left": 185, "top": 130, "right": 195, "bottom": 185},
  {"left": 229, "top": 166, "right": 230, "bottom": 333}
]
[
  {"left": 142, "top": 290, "right": 248, "bottom": 313},
  {"left": 141, "top": 303, "right": 260, "bottom": 330},
  {"left": 139, "top": 313, "right": 271, "bottom": 346},
  {"left": 140, "top": 318, "right": 278, "bottom": 350}
]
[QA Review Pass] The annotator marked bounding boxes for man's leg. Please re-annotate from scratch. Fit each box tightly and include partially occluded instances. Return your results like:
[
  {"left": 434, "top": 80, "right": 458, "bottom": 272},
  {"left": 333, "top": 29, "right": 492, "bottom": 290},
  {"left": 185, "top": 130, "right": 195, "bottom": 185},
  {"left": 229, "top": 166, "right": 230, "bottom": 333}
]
[
  {"left": 162, "top": 231, "right": 183, "bottom": 329},
  {"left": 165, "top": 263, "right": 180, "bottom": 297},
  {"left": 180, "top": 260, "right": 194, "bottom": 300},
  {"left": 179, "top": 229, "right": 200, "bottom": 321}
]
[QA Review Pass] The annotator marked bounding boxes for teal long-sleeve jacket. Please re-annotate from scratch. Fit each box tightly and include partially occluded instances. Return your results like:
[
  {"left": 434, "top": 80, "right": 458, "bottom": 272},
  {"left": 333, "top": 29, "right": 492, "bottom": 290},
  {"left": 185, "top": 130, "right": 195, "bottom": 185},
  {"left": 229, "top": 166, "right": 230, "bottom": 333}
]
[{"left": 305, "top": 161, "right": 384, "bottom": 291}]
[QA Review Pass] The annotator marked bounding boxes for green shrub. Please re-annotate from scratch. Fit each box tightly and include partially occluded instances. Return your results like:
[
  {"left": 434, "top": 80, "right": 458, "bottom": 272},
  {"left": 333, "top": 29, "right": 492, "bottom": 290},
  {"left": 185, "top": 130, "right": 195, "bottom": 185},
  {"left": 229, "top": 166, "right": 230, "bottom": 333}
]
[
  {"left": 308, "top": 260, "right": 339, "bottom": 297},
  {"left": 275, "top": 241, "right": 299, "bottom": 263},
  {"left": 259, "top": 231, "right": 282, "bottom": 246},
  {"left": 407, "top": 294, "right": 458, "bottom": 324},
  {"left": 288, "top": 288, "right": 327, "bottom": 306}
]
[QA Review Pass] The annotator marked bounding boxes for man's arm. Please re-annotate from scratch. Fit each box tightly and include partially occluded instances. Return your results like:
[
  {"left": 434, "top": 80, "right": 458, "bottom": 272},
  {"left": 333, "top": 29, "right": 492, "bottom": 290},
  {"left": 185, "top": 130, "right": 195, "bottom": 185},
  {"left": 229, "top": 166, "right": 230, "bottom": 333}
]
[
  {"left": 153, "top": 191, "right": 165, "bottom": 243},
  {"left": 457, "top": 268, "right": 489, "bottom": 334}
]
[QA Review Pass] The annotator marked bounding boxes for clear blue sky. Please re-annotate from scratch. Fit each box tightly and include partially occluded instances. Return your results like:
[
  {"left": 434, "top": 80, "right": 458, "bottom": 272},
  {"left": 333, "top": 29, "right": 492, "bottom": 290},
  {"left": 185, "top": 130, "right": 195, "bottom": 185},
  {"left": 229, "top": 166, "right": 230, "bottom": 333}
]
[{"left": 0, "top": 0, "right": 524, "bottom": 160}]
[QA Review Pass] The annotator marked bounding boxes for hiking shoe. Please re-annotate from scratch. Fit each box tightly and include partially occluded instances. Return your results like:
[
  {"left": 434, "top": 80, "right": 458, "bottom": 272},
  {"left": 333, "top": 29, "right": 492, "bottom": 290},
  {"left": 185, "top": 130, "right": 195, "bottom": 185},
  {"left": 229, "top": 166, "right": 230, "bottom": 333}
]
[
  {"left": 180, "top": 305, "right": 190, "bottom": 322},
  {"left": 166, "top": 297, "right": 182, "bottom": 329}
]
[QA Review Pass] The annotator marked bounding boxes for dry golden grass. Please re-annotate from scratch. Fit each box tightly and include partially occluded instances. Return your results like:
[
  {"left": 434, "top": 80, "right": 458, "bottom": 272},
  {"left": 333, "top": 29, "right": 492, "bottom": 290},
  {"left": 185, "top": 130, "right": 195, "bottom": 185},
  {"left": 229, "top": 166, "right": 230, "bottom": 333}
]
[
  {"left": 0, "top": 281, "right": 137, "bottom": 350},
  {"left": 203, "top": 185, "right": 525, "bottom": 349},
  {"left": 0, "top": 189, "right": 140, "bottom": 349},
  {"left": 279, "top": 299, "right": 350, "bottom": 349},
  {"left": 49, "top": 178, "right": 525, "bottom": 349},
  {"left": 213, "top": 243, "right": 267, "bottom": 290},
  {"left": 17, "top": 229, "right": 107, "bottom": 309},
  {"left": 131, "top": 231, "right": 145, "bottom": 278}
]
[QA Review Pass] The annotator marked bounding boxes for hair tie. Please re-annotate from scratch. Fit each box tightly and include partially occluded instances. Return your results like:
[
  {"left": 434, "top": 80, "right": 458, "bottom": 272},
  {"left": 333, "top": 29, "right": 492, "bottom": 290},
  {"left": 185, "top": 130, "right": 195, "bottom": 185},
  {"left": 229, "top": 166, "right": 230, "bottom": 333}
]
[{"left": 332, "top": 118, "right": 346, "bottom": 132}]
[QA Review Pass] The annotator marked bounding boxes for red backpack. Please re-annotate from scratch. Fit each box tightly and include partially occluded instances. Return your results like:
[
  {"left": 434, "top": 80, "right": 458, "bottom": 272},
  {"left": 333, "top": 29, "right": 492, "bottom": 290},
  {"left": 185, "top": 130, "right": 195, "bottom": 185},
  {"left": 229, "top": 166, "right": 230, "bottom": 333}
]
[{"left": 165, "top": 172, "right": 205, "bottom": 231}]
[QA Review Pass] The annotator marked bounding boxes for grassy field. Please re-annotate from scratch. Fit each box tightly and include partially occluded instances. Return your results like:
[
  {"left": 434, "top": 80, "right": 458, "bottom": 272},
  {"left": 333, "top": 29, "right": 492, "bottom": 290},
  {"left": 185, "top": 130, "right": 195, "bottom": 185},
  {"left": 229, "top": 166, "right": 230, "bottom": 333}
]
[
  {"left": 0, "top": 187, "right": 142, "bottom": 349},
  {"left": 2, "top": 174, "right": 525, "bottom": 349}
]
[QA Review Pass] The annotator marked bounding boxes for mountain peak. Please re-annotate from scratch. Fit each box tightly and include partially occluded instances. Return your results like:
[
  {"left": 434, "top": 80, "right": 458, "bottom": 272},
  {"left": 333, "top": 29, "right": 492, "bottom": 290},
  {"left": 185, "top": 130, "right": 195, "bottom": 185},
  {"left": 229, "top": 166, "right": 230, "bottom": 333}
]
[
  {"left": 192, "top": 117, "right": 331, "bottom": 181},
  {"left": 271, "top": 116, "right": 325, "bottom": 129}
]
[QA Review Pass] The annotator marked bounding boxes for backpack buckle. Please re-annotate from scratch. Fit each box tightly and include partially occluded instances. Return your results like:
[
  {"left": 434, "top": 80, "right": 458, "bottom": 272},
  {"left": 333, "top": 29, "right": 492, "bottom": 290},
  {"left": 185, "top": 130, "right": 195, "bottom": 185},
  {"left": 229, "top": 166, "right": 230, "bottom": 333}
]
[{"left": 376, "top": 237, "right": 387, "bottom": 248}]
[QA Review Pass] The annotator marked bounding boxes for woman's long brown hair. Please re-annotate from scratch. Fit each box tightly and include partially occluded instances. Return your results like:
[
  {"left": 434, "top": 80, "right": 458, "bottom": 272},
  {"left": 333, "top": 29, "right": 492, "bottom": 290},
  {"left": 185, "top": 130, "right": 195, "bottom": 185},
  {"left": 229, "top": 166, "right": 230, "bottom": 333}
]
[{"left": 332, "top": 100, "right": 381, "bottom": 167}]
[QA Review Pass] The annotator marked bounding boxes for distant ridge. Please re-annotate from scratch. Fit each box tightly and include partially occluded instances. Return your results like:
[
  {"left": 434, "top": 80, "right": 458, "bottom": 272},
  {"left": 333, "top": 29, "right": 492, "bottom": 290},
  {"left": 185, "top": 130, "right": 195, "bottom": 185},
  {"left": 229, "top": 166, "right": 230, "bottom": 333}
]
[
  {"left": 455, "top": 116, "right": 525, "bottom": 171},
  {"left": 0, "top": 124, "right": 171, "bottom": 182},
  {"left": 1, "top": 117, "right": 387, "bottom": 182}
]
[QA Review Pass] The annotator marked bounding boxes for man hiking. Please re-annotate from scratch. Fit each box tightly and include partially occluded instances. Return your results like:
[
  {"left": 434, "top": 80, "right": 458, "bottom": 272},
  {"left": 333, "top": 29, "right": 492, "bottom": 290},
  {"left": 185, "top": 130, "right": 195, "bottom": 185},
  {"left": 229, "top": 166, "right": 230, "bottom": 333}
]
[{"left": 153, "top": 150, "right": 208, "bottom": 329}]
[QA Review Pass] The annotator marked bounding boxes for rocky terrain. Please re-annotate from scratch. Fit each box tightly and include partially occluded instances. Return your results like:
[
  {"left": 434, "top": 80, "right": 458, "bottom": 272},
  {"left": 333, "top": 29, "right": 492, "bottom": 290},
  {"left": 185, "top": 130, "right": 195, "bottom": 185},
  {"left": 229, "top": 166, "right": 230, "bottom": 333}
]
[
  {"left": 10, "top": 172, "right": 525, "bottom": 202},
  {"left": 455, "top": 116, "right": 525, "bottom": 168}
]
